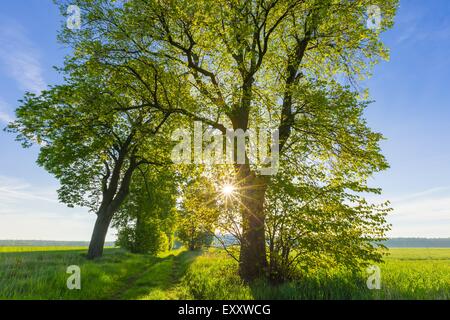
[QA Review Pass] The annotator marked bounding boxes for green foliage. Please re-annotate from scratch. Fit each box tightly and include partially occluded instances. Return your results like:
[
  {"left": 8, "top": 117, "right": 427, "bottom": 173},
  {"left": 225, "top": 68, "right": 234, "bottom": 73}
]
[
  {"left": 177, "top": 229, "right": 214, "bottom": 251},
  {"left": 114, "top": 168, "right": 178, "bottom": 254},
  {"left": 7, "top": 3, "right": 181, "bottom": 257},
  {"left": 264, "top": 82, "right": 392, "bottom": 280},
  {"left": 177, "top": 173, "right": 218, "bottom": 250},
  {"left": 9, "top": 0, "right": 400, "bottom": 275},
  {"left": 116, "top": 223, "right": 165, "bottom": 255},
  {"left": 76, "top": 0, "right": 395, "bottom": 277}
]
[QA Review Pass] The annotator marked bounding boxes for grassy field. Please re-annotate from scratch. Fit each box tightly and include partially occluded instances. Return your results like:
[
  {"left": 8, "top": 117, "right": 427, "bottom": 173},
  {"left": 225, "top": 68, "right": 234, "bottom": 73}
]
[{"left": 0, "top": 246, "right": 449, "bottom": 299}]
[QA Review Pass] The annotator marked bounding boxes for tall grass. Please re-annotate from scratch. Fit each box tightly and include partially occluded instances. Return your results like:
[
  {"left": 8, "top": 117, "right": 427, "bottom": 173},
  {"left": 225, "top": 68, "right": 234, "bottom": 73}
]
[
  {"left": 180, "top": 248, "right": 450, "bottom": 300},
  {"left": 1, "top": 247, "right": 449, "bottom": 299},
  {"left": 379, "top": 249, "right": 450, "bottom": 299},
  {"left": 0, "top": 247, "right": 154, "bottom": 299}
]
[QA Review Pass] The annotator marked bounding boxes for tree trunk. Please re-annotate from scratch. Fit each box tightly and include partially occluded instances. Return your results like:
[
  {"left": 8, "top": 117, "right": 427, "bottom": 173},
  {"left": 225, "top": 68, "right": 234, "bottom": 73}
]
[
  {"left": 87, "top": 209, "right": 113, "bottom": 259},
  {"left": 238, "top": 168, "right": 269, "bottom": 281},
  {"left": 87, "top": 156, "right": 135, "bottom": 259}
]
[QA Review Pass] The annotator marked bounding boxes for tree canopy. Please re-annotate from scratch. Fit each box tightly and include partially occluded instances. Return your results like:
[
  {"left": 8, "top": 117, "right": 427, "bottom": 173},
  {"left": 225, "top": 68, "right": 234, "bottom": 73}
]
[{"left": 8, "top": 0, "right": 398, "bottom": 280}]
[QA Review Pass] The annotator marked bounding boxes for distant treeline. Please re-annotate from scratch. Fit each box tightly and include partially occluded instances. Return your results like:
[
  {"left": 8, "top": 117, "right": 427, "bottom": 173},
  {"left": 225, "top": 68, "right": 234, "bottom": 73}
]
[
  {"left": 383, "top": 238, "right": 450, "bottom": 248},
  {"left": 211, "top": 236, "right": 450, "bottom": 249},
  {"left": 0, "top": 240, "right": 115, "bottom": 247},
  {"left": 1, "top": 238, "right": 450, "bottom": 248}
]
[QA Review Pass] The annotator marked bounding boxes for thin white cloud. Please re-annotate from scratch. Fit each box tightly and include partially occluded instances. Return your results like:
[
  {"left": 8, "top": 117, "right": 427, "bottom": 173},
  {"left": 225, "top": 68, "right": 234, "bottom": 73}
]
[
  {"left": 394, "top": 6, "right": 450, "bottom": 46},
  {"left": 0, "top": 18, "right": 46, "bottom": 93},
  {"left": 363, "top": 186, "right": 450, "bottom": 237},
  {"left": 0, "top": 175, "right": 116, "bottom": 241},
  {"left": 387, "top": 187, "right": 450, "bottom": 238},
  {"left": 0, "top": 97, "right": 15, "bottom": 123},
  {"left": 393, "top": 186, "right": 450, "bottom": 203},
  {"left": 0, "top": 112, "right": 13, "bottom": 123},
  {"left": 0, "top": 175, "right": 57, "bottom": 205}
]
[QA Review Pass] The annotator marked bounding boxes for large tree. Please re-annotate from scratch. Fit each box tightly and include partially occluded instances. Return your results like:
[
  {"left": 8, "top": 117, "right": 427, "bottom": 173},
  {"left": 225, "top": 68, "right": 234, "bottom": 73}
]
[
  {"left": 52, "top": 0, "right": 397, "bottom": 279},
  {"left": 14, "top": 0, "right": 398, "bottom": 279},
  {"left": 7, "top": 43, "right": 178, "bottom": 258}
]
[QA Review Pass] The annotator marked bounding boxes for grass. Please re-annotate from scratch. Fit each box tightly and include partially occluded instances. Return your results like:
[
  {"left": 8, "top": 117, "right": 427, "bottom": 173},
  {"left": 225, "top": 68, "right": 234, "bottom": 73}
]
[
  {"left": 0, "top": 246, "right": 89, "bottom": 253},
  {"left": 0, "top": 247, "right": 155, "bottom": 299},
  {"left": 180, "top": 248, "right": 450, "bottom": 299},
  {"left": 379, "top": 248, "right": 450, "bottom": 299},
  {"left": 0, "top": 246, "right": 449, "bottom": 299}
]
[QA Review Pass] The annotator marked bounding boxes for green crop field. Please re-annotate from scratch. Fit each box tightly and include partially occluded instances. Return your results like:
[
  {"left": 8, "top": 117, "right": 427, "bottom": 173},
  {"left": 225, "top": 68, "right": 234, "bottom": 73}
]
[{"left": 0, "top": 247, "right": 449, "bottom": 300}]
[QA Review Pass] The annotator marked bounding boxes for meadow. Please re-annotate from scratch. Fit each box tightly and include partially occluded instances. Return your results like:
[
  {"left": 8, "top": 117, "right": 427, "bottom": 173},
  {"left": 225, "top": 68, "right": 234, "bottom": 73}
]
[{"left": 0, "top": 246, "right": 449, "bottom": 300}]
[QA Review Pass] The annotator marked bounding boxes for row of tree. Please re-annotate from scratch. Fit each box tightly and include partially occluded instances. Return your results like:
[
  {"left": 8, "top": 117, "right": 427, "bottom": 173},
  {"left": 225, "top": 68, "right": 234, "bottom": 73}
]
[
  {"left": 114, "top": 168, "right": 216, "bottom": 254},
  {"left": 8, "top": 0, "right": 398, "bottom": 281}
]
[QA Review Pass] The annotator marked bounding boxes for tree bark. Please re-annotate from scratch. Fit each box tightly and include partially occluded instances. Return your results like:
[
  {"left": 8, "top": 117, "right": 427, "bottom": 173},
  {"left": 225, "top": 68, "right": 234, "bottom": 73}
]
[
  {"left": 237, "top": 166, "right": 269, "bottom": 281},
  {"left": 87, "top": 208, "right": 113, "bottom": 259}
]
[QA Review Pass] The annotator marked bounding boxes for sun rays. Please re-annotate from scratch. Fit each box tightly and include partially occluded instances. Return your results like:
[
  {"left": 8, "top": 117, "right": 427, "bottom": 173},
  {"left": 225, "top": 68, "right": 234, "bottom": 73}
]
[{"left": 221, "top": 184, "right": 235, "bottom": 196}]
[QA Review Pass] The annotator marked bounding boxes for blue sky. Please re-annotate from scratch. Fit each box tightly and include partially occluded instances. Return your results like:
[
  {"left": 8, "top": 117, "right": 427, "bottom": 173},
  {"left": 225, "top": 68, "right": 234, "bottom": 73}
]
[{"left": 0, "top": 0, "right": 449, "bottom": 240}]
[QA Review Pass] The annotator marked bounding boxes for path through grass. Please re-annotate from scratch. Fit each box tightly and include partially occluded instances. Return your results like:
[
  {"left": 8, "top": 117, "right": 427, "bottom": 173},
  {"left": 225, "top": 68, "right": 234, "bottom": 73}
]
[
  {"left": 1, "top": 247, "right": 449, "bottom": 299},
  {"left": 0, "top": 246, "right": 199, "bottom": 299},
  {"left": 117, "top": 249, "right": 200, "bottom": 299}
]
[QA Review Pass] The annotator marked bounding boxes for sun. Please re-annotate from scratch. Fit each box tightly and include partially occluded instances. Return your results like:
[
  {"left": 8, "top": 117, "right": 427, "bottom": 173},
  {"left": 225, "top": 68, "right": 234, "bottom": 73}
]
[{"left": 222, "top": 184, "right": 235, "bottom": 196}]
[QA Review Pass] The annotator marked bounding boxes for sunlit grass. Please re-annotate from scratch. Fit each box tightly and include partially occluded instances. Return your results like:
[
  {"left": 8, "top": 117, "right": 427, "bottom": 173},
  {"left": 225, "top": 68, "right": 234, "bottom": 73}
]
[
  {"left": 377, "top": 248, "right": 450, "bottom": 299},
  {"left": 0, "top": 246, "right": 89, "bottom": 253},
  {"left": 1, "top": 247, "right": 449, "bottom": 299},
  {"left": 0, "top": 247, "right": 151, "bottom": 299},
  {"left": 179, "top": 248, "right": 450, "bottom": 300}
]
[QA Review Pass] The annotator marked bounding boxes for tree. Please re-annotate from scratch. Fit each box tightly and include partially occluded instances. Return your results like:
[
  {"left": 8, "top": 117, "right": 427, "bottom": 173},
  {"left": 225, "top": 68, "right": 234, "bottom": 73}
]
[
  {"left": 114, "top": 168, "right": 178, "bottom": 254},
  {"left": 66, "top": 0, "right": 396, "bottom": 280},
  {"left": 177, "top": 174, "right": 218, "bottom": 250},
  {"left": 116, "top": 219, "right": 166, "bottom": 254},
  {"left": 264, "top": 82, "right": 392, "bottom": 280},
  {"left": 14, "top": 0, "right": 398, "bottom": 280},
  {"left": 7, "top": 45, "right": 176, "bottom": 258}
]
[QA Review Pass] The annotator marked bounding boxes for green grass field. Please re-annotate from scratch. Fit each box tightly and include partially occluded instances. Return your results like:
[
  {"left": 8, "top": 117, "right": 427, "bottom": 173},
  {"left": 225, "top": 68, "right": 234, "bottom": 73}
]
[{"left": 0, "top": 246, "right": 449, "bottom": 300}]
